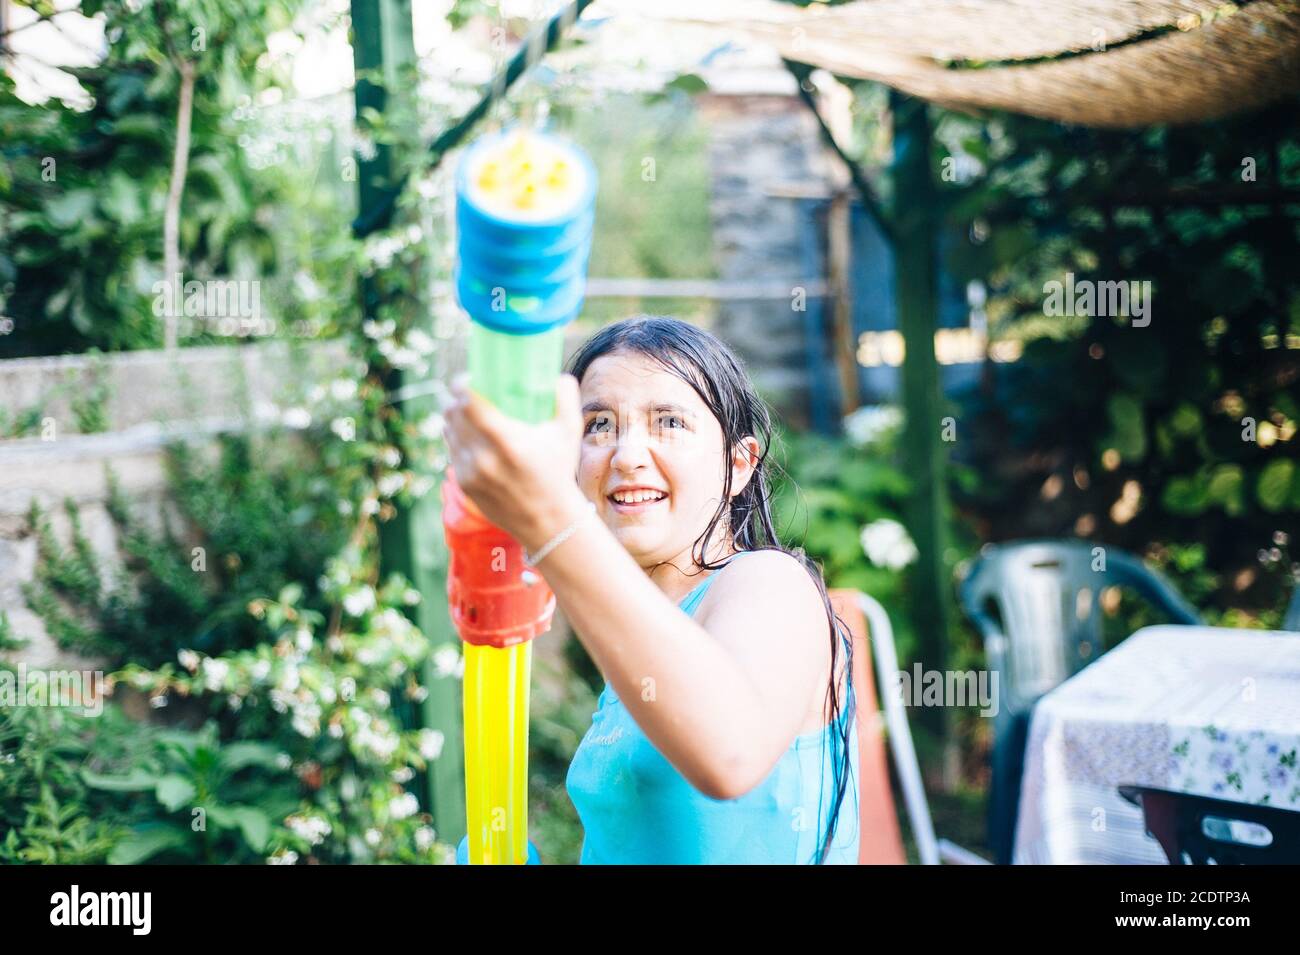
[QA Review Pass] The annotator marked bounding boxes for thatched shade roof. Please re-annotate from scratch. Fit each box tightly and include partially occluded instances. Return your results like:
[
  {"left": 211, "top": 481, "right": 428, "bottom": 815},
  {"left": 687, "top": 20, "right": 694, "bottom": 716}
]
[{"left": 602, "top": 0, "right": 1300, "bottom": 127}]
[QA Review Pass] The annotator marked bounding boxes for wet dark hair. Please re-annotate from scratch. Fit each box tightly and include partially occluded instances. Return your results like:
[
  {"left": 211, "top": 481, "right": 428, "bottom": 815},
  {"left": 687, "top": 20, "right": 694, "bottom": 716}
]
[{"left": 566, "top": 314, "right": 857, "bottom": 865}]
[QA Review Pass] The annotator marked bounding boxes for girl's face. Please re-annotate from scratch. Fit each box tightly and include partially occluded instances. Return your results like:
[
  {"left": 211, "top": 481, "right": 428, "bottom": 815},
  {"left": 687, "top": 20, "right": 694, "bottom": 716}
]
[{"left": 577, "top": 351, "right": 757, "bottom": 570}]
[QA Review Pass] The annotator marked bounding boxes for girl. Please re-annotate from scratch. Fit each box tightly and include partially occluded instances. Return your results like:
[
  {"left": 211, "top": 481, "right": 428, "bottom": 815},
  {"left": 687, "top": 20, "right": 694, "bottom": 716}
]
[{"left": 443, "top": 315, "right": 859, "bottom": 864}]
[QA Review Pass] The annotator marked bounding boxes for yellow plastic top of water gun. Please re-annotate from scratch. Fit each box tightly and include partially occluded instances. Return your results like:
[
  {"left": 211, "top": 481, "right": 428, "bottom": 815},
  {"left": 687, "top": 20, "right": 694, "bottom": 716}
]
[{"left": 467, "top": 129, "right": 585, "bottom": 220}]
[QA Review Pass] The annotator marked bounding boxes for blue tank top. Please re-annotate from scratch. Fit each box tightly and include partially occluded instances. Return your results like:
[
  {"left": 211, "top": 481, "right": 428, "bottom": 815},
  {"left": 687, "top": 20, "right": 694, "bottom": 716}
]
[{"left": 565, "top": 552, "right": 861, "bottom": 864}]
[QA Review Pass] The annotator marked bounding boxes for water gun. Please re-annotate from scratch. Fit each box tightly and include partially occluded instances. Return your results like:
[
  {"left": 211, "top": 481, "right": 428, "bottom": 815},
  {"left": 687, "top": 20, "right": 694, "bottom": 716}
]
[{"left": 442, "top": 127, "right": 596, "bottom": 865}]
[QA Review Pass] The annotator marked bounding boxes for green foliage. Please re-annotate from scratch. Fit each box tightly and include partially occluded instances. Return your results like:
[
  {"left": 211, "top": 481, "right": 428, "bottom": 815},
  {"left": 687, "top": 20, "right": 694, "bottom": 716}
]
[
  {"left": 0, "top": 704, "right": 131, "bottom": 864},
  {"left": 81, "top": 720, "right": 297, "bottom": 863},
  {"left": 0, "top": 401, "right": 44, "bottom": 439},
  {"left": 112, "top": 575, "right": 444, "bottom": 864},
  {"left": 769, "top": 415, "right": 980, "bottom": 668},
  {"left": 24, "top": 433, "right": 350, "bottom": 669},
  {"left": 930, "top": 102, "right": 1300, "bottom": 626},
  {"left": 0, "top": 0, "right": 354, "bottom": 357},
  {"left": 16, "top": 385, "right": 449, "bottom": 863},
  {"left": 0, "top": 611, "right": 27, "bottom": 652},
  {"left": 69, "top": 351, "right": 112, "bottom": 434}
]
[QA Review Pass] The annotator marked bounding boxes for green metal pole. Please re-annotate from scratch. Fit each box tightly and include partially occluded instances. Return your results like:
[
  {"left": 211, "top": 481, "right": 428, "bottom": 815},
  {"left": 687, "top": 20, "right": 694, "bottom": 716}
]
[
  {"left": 889, "top": 91, "right": 954, "bottom": 762},
  {"left": 350, "top": 0, "right": 467, "bottom": 848}
]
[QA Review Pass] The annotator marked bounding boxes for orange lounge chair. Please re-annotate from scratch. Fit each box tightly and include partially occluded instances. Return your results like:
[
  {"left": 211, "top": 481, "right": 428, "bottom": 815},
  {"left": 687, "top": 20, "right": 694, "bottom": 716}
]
[{"left": 830, "top": 589, "right": 989, "bottom": 865}]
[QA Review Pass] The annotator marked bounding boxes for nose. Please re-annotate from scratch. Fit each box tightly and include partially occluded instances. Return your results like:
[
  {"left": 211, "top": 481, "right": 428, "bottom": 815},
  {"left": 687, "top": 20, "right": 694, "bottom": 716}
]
[{"left": 609, "top": 419, "right": 654, "bottom": 474}]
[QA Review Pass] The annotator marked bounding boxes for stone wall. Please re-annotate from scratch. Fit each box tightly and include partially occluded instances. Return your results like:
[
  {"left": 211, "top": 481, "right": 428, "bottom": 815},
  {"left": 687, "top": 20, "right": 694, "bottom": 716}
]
[
  {"left": 697, "top": 93, "right": 840, "bottom": 431},
  {"left": 0, "top": 341, "right": 349, "bottom": 669}
]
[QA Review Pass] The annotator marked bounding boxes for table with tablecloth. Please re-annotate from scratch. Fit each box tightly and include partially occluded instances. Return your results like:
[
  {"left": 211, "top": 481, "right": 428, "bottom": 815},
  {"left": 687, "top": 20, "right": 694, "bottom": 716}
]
[{"left": 1013, "top": 625, "right": 1300, "bottom": 864}]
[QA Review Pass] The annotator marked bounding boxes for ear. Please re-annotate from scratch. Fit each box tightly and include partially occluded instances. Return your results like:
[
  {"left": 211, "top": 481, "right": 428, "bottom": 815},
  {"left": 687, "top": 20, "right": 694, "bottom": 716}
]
[{"left": 727, "top": 435, "right": 763, "bottom": 499}]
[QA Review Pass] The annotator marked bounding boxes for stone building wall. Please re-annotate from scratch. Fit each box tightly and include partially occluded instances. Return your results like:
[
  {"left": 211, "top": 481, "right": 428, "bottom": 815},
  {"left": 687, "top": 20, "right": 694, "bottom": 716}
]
[{"left": 696, "top": 92, "right": 840, "bottom": 431}]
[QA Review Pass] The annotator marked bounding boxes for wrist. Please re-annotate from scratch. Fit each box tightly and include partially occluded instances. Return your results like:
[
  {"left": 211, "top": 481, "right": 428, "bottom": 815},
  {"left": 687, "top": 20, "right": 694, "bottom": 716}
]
[{"left": 519, "top": 486, "right": 594, "bottom": 558}]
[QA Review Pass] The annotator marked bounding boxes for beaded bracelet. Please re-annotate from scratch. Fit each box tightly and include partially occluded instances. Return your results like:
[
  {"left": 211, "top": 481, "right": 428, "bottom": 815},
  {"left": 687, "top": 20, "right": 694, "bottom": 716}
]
[{"left": 523, "top": 499, "right": 597, "bottom": 567}]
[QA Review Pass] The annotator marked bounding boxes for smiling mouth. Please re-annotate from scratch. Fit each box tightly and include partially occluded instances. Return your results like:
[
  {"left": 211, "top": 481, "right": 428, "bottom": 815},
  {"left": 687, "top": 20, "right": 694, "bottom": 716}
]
[{"left": 607, "top": 490, "right": 669, "bottom": 513}]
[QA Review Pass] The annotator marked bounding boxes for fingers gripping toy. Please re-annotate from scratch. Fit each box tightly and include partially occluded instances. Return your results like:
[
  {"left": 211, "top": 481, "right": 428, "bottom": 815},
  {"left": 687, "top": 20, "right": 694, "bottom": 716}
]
[{"left": 442, "top": 128, "right": 596, "bottom": 865}]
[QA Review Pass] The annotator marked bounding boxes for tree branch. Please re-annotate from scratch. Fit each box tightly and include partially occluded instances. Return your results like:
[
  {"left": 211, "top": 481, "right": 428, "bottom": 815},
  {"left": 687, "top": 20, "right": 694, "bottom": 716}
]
[{"left": 162, "top": 56, "right": 195, "bottom": 350}]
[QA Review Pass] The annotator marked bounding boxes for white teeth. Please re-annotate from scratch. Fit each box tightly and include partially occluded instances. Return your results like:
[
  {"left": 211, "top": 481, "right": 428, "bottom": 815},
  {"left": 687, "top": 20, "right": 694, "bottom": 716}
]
[{"left": 612, "top": 490, "right": 666, "bottom": 504}]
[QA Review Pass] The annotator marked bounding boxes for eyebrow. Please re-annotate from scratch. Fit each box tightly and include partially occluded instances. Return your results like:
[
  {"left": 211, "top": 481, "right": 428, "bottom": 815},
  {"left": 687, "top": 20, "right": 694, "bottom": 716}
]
[{"left": 581, "top": 401, "right": 695, "bottom": 417}]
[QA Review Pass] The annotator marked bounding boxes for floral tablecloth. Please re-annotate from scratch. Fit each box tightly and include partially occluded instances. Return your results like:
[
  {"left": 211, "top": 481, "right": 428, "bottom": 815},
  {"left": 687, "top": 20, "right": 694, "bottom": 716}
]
[{"left": 1013, "top": 625, "right": 1300, "bottom": 864}]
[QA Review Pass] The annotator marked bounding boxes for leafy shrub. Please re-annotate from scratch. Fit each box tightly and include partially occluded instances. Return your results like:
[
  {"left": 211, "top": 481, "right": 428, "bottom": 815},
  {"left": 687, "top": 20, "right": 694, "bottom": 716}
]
[
  {"left": 111, "top": 576, "right": 446, "bottom": 864},
  {"left": 0, "top": 703, "right": 131, "bottom": 864},
  {"left": 24, "top": 433, "right": 350, "bottom": 669},
  {"left": 81, "top": 720, "right": 299, "bottom": 864}
]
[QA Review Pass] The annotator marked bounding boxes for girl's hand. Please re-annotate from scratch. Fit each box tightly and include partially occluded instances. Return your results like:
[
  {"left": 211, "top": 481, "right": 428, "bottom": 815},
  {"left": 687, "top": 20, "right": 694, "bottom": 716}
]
[{"left": 443, "top": 371, "right": 588, "bottom": 550}]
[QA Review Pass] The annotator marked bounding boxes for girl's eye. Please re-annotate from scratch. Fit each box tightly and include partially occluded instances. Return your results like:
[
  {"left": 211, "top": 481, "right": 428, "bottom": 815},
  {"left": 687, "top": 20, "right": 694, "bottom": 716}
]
[
  {"left": 585, "top": 414, "right": 613, "bottom": 435},
  {"left": 659, "top": 414, "right": 685, "bottom": 429}
]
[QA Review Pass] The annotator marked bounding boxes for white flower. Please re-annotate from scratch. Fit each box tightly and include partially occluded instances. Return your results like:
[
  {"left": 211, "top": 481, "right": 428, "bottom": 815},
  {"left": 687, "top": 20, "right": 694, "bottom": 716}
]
[
  {"left": 202, "top": 658, "right": 230, "bottom": 693},
  {"left": 295, "top": 628, "right": 313, "bottom": 654},
  {"left": 250, "top": 659, "right": 272, "bottom": 683},
  {"left": 177, "top": 649, "right": 200, "bottom": 672},
  {"left": 340, "top": 677, "right": 357, "bottom": 701},
  {"left": 330, "top": 378, "right": 358, "bottom": 401},
  {"left": 357, "top": 722, "right": 399, "bottom": 760},
  {"left": 370, "top": 688, "right": 391, "bottom": 708},
  {"left": 292, "top": 700, "right": 321, "bottom": 737},
  {"left": 320, "top": 684, "right": 337, "bottom": 704},
  {"left": 389, "top": 792, "right": 419, "bottom": 820},
  {"left": 844, "top": 405, "right": 903, "bottom": 448},
  {"left": 417, "top": 413, "right": 445, "bottom": 440},
  {"left": 379, "top": 445, "right": 402, "bottom": 468},
  {"left": 363, "top": 318, "right": 396, "bottom": 340},
  {"left": 268, "top": 849, "right": 299, "bottom": 865},
  {"left": 433, "top": 645, "right": 463, "bottom": 679},
  {"left": 377, "top": 473, "right": 406, "bottom": 498},
  {"left": 386, "top": 347, "right": 423, "bottom": 370},
  {"left": 406, "top": 329, "right": 435, "bottom": 355},
  {"left": 328, "top": 721, "right": 344, "bottom": 738},
  {"left": 295, "top": 270, "right": 322, "bottom": 302},
  {"left": 414, "top": 826, "right": 436, "bottom": 852},
  {"left": 392, "top": 766, "right": 414, "bottom": 783},
  {"left": 365, "top": 235, "right": 403, "bottom": 270},
  {"left": 365, "top": 828, "right": 382, "bottom": 847},
  {"left": 282, "top": 407, "right": 312, "bottom": 430},
  {"left": 149, "top": 694, "right": 168, "bottom": 709},
  {"left": 329, "top": 417, "right": 355, "bottom": 441},
  {"left": 287, "top": 815, "right": 332, "bottom": 847},
  {"left": 275, "top": 752, "right": 292, "bottom": 770},
  {"left": 278, "top": 664, "right": 300, "bottom": 693},
  {"left": 343, "top": 586, "right": 376, "bottom": 618},
  {"left": 860, "top": 518, "right": 919, "bottom": 571},
  {"left": 227, "top": 694, "right": 243, "bottom": 711},
  {"left": 419, "top": 728, "right": 445, "bottom": 761}
]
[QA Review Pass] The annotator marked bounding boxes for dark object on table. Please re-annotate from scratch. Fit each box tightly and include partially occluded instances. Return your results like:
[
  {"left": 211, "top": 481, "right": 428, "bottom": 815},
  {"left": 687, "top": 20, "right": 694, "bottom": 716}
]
[
  {"left": 1119, "top": 785, "right": 1300, "bottom": 864},
  {"left": 959, "top": 539, "right": 1202, "bottom": 864}
]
